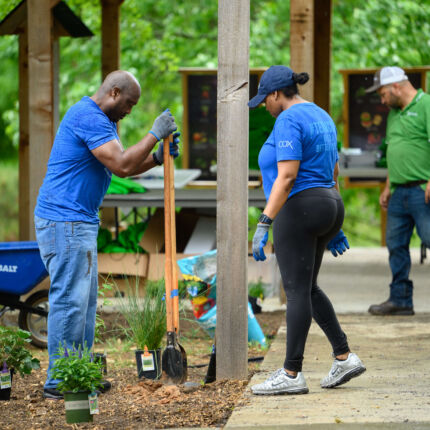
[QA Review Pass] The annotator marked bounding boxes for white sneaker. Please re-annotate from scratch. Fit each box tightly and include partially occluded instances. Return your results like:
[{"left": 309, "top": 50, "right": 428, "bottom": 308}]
[
  {"left": 321, "top": 352, "right": 366, "bottom": 388},
  {"left": 251, "top": 368, "right": 309, "bottom": 395}
]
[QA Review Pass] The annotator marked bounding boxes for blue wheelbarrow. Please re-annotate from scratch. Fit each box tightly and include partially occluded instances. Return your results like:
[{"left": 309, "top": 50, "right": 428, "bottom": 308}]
[{"left": 0, "top": 241, "right": 49, "bottom": 348}]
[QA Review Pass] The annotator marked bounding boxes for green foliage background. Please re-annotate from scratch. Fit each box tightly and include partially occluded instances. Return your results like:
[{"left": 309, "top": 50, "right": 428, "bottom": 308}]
[{"left": 0, "top": 0, "right": 429, "bottom": 244}]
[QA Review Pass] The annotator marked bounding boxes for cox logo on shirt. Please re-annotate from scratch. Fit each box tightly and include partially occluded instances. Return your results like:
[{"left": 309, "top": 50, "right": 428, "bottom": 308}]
[{"left": 278, "top": 140, "right": 293, "bottom": 149}]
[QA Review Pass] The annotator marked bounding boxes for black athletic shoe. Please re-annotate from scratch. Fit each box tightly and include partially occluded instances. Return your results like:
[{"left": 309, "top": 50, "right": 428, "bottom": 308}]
[
  {"left": 368, "top": 300, "right": 414, "bottom": 316},
  {"left": 100, "top": 380, "right": 111, "bottom": 393},
  {"left": 43, "top": 388, "right": 63, "bottom": 400}
]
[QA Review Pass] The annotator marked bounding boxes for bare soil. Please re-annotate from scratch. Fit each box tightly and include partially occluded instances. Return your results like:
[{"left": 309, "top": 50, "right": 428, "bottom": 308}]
[{"left": 0, "top": 309, "right": 284, "bottom": 429}]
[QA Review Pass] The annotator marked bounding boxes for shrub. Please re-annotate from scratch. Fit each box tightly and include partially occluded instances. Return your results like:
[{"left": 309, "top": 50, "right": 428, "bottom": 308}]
[
  {"left": 0, "top": 326, "right": 40, "bottom": 377},
  {"left": 117, "top": 279, "right": 167, "bottom": 350},
  {"left": 51, "top": 343, "right": 103, "bottom": 393}
]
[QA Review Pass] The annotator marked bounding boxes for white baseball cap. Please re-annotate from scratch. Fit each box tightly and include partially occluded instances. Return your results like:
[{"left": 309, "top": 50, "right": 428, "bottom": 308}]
[{"left": 365, "top": 66, "right": 408, "bottom": 93}]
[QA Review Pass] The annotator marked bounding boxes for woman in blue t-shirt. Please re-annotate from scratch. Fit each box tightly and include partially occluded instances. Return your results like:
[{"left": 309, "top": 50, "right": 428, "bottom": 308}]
[{"left": 249, "top": 66, "right": 365, "bottom": 395}]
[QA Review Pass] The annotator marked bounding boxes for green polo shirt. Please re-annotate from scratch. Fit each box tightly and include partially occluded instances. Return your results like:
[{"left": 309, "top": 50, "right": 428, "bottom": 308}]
[{"left": 386, "top": 89, "right": 430, "bottom": 189}]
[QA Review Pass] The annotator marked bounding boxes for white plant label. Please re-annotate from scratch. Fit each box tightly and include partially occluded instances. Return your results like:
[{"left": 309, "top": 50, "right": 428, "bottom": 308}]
[
  {"left": 88, "top": 392, "right": 99, "bottom": 415},
  {"left": 0, "top": 371, "right": 11, "bottom": 389},
  {"left": 142, "top": 353, "right": 155, "bottom": 371}
]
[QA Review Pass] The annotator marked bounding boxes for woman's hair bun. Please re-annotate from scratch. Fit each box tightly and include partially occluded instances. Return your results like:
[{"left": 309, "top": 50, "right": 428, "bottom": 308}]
[{"left": 292, "top": 72, "right": 310, "bottom": 85}]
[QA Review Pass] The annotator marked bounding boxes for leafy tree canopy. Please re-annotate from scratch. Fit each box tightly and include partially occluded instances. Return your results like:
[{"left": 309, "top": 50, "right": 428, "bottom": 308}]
[{"left": 0, "top": 0, "right": 429, "bottom": 156}]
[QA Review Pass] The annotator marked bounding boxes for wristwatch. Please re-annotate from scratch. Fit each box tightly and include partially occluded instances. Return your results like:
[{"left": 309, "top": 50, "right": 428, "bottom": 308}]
[{"left": 258, "top": 213, "right": 273, "bottom": 225}]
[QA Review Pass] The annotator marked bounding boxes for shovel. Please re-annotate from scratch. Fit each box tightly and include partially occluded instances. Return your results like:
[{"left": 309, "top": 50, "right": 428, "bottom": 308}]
[{"left": 161, "top": 134, "right": 188, "bottom": 384}]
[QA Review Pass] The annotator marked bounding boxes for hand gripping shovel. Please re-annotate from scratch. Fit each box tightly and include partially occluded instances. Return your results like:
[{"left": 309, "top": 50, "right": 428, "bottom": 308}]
[{"left": 161, "top": 135, "right": 188, "bottom": 384}]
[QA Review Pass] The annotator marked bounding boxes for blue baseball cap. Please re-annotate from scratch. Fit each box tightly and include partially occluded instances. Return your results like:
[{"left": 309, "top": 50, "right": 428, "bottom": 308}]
[{"left": 248, "top": 65, "right": 295, "bottom": 109}]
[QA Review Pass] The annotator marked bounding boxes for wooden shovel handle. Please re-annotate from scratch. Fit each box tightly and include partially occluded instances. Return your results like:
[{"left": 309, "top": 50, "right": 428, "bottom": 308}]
[{"left": 163, "top": 135, "right": 179, "bottom": 333}]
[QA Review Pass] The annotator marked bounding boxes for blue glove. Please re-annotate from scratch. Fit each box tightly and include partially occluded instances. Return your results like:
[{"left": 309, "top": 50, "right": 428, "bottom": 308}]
[
  {"left": 149, "top": 109, "right": 177, "bottom": 141},
  {"left": 153, "top": 132, "right": 180, "bottom": 165},
  {"left": 326, "top": 230, "right": 350, "bottom": 257},
  {"left": 252, "top": 223, "right": 270, "bottom": 261}
]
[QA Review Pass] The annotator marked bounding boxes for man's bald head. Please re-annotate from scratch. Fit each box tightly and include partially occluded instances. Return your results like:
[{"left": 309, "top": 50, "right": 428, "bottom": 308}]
[
  {"left": 99, "top": 70, "right": 141, "bottom": 98},
  {"left": 93, "top": 70, "right": 141, "bottom": 122}
]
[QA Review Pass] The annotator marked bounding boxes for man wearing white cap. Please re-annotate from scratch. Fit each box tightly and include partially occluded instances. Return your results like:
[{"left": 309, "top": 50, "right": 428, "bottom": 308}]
[{"left": 366, "top": 66, "right": 430, "bottom": 316}]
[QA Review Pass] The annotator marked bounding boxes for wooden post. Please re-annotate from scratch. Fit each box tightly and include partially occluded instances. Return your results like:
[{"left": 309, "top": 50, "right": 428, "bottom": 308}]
[
  {"left": 217, "top": 0, "right": 249, "bottom": 379},
  {"left": 313, "top": 0, "right": 331, "bottom": 112},
  {"left": 18, "top": 30, "right": 29, "bottom": 240},
  {"left": 100, "top": 0, "right": 123, "bottom": 228},
  {"left": 27, "top": 0, "right": 54, "bottom": 240},
  {"left": 101, "top": 0, "right": 123, "bottom": 79},
  {"left": 53, "top": 39, "right": 60, "bottom": 134},
  {"left": 290, "top": 0, "right": 314, "bottom": 101},
  {"left": 181, "top": 71, "right": 189, "bottom": 169}
]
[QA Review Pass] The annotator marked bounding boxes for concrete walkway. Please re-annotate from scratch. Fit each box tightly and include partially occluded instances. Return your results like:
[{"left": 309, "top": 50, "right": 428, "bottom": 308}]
[{"left": 225, "top": 247, "right": 430, "bottom": 429}]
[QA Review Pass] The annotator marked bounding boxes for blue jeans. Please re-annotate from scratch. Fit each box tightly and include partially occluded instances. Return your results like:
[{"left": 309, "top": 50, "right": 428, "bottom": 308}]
[
  {"left": 386, "top": 186, "right": 430, "bottom": 308},
  {"left": 34, "top": 216, "right": 99, "bottom": 389}
]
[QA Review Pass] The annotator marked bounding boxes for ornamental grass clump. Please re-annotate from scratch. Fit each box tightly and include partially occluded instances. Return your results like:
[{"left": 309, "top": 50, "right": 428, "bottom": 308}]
[
  {"left": 0, "top": 326, "right": 40, "bottom": 376},
  {"left": 51, "top": 343, "right": 103, "bottom": 393},
  {"left": 118, "top": 279, "right": 167, "bottom": 350}
]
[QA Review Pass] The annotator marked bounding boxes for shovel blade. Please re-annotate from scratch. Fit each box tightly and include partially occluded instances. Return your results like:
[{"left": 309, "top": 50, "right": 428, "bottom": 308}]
[{"left": 162, "top": 332, "right": 187, "bottom": 384}]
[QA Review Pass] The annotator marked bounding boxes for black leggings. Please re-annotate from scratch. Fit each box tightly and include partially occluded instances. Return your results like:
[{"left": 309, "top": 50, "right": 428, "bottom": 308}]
[{"left": 273, "top": 187, "right": 350, "bottom": 372}]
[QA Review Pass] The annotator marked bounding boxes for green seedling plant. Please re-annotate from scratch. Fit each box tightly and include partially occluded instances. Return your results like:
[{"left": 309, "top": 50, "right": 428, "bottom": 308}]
[
  {"left": 248, "top": 278, "right": 265, "bottom": 300},
  {"left": 94, "top": 280, "right": 113, "bottom": 344},
  {"left": 117, "top": 278, "right": 166, "bottom": 350},
  {"left": 51, "top": 343, "right": 103, "bottom": 393},
  {"left": 0, "top": 326, "right": 40, "bottom": 376}
]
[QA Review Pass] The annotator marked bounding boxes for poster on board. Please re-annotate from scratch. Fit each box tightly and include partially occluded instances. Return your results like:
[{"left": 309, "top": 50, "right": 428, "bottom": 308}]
[
  {"left": 181, "top": 69, "right": 263, "bottom": 180},
  {"left": 348, "top": 72, "right": 422, "bottom": 152},
  {"left": 340, "top": 67, "right": 428, "bottom": 186}
]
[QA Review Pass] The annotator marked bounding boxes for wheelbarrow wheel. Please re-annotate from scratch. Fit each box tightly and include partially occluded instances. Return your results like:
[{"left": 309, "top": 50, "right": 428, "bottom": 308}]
[{"left": 18, "top": 289, "right": 49, "bottom": 349}]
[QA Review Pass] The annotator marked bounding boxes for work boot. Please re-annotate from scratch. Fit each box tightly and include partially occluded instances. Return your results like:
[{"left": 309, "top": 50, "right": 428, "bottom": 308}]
[
  {"left": 100, "top": 380, "right": 111, "bottom": 393},
  {"left": 43, "top": 387, "right": 63, "bottom": 400},
  {"left": 368, "top": 300, "right": 414, "bottom": 316},
  {"left": 251, "top": 368, "right": 309, "bottom": 395},
  {"left": 321, "top": 352, "right": 366, "bottom": 388}
]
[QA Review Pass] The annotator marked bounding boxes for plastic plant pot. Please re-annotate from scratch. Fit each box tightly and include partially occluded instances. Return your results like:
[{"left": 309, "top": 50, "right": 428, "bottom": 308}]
[
  {"left": 94, "top": 353, "right": 107, "bottom": 375},
  {"left": 0, "top": 371, "right": 13, "bottom": 401},
  {"left": 64, "top": 391, "right": 93, "bottom": 424},
  {"left": 135, "top": 348, "right": 162, "bottom": 380}
]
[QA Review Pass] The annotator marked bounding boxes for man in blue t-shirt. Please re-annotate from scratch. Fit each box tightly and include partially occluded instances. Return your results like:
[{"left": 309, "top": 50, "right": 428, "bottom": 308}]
[{"left": 34, "top": 70, "right": 179, "bottom": 400}]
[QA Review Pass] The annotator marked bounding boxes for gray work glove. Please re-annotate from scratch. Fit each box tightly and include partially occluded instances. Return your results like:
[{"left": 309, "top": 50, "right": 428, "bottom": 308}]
[
  {"left": 153, "top": 132, "right": 181, "bottom": 165},
  {"left": 149, "top": 109, "right": 177, "bottom": 141},
  {"left": 252, "top": 223, "right": 270, "bottom": 261}
]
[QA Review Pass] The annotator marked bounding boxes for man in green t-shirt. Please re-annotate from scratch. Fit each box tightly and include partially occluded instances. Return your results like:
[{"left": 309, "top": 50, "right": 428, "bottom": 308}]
[{"left": 366, "top": 66, "right": 430, "bottom": 316}]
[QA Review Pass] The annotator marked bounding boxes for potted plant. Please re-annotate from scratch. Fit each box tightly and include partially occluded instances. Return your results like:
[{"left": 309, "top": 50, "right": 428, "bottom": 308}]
[
  {"left": 0, "top": 326, "right": 40, "bottom": 401},
  {"left": 118, "top": 279, "right": 166, "bottom": 380},
  {"left": 248, "top": 278, "right": 265, "bottom": 314},
  {"left": 51, "top": 343, "right": 104, "bottom": 424}
]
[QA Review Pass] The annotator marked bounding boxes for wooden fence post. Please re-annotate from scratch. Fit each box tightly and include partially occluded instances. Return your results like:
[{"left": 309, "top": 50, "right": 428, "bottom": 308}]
[
  {"left": 290, "top": 0, "right": 314, "bottom": 101},
  {"left": 100, "top": 0, "right": 124, "bottom": 229},
  {"left": 27, "top": 0, "right": 54, "bottom": 240},
  {"left": 216, "top": 0, "right": 250, "bottom": 379}
]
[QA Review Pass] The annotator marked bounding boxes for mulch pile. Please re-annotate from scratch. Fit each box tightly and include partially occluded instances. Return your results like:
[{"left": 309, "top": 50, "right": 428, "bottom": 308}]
[
  {"left": 0, "top": 310, "right": 284, "bottom": 429},
  {"left": 0, "top": 367, "right": 250, "bottom": 429}
]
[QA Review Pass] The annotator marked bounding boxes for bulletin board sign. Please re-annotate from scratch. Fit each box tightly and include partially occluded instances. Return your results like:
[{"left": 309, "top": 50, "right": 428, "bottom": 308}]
[
  {"left": 339, "top": 67, "right": 430, "bottom": 188},
  {"left": 179, "top": 67, "right": 267, "bottom": 180}
]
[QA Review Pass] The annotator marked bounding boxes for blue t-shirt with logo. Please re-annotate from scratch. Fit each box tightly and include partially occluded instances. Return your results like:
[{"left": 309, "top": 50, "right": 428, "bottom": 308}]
[
  {"left": 258, "top": 103, "right": 338, "bottom": 201},
  {"left": 35, "top": 96, "right": 118, "bottom": 223}
]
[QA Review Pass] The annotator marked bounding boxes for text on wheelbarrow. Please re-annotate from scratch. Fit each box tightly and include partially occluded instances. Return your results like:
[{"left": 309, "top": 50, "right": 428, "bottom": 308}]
[{"left": 0, "top": 265, "right": 18, "bottom": 273}]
